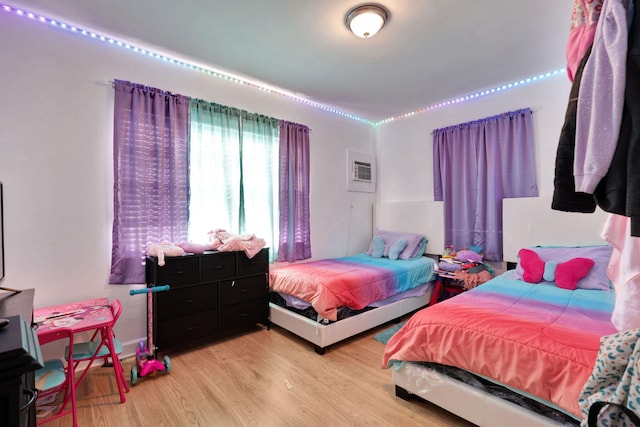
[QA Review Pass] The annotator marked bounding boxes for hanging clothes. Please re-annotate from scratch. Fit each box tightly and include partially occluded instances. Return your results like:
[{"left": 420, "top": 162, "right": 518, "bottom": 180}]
[
  {"left": 601, "top": 213, "right": 640, "bottom": 332},
  {"left": 574, "top": 0, "right": 632, "bottom": 194},
  {"left": 566, "top": 0, "right": 604, "bottom": 82},
  {"left": 593, "top": 0, "right": 640, "bottom": 237},
  {"left": 554, "top": 0, "right": 640, "bottom": 237},
  {"left": 552, "top": 46, "right": 598, "bottom": 213}
]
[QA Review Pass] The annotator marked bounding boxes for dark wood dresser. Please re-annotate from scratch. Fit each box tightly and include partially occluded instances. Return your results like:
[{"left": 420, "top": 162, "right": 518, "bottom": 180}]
[
  {"left": 145, "top": 249, "right": 269, "bottom": 354},
  {"left": 0, "top": 314, "right": 43, "bottom": 427}
]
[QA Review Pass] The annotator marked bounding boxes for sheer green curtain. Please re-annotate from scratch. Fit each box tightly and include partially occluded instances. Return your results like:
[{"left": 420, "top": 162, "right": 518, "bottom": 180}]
[
  {"left": 240, "top": 111, "right": 280, "bottom": 259},
  {"left": 188, "top": 100, "right": 241, "bottom": 241},
  {"left": 188, "top": 100, "right": 279, "bottom": 260}
]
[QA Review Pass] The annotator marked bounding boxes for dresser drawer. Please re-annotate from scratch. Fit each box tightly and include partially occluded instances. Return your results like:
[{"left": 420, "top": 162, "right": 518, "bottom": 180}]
[
  {"left": 156, "top": 309, "right": 219, "bottom": 349},
  {"left": 237, "top": 248, "right": 269, "bottom": 276},
  {"left": 219, "top": 275, "right": 268, "bottom": 307},
  {"left": 147, "top": 256, "right": 199, "bottom": 288},
  {"left": 155, "top": 284, "right": 218, "bottom": 321},
  {"left": 220, "top": 299, "right": 268, "bottom": 330},
  {"left": 200, "top": 252, "right": 236, "bottom": 282},
  {"left": 147, "top": 249, "right": 269, "bottom": 352}
]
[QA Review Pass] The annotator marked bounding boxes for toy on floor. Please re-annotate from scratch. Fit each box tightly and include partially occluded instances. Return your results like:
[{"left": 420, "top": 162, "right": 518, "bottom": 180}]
[
  {"left": 130, "top": 339, "right": 170, "bottom": 385},
  {"left": 129, "top": 285, "right": 171, "bottom": 385}
]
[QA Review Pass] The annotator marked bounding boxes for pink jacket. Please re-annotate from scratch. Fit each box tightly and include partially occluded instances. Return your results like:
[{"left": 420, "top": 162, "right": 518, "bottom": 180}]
[
  {"left": 601, "top": 213, "right": 640, "bottom": 332},
  {"left": 566, "top": 0, "right": 604, "bottom": 81}
]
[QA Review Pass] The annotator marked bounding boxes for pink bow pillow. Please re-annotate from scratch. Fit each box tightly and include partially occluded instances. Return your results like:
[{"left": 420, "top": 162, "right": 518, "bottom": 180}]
[{"left": 517, "top": 248, "right": 595, "bottom": 290}]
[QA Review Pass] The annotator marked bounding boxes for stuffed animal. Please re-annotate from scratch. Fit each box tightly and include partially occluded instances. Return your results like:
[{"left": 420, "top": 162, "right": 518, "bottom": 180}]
[
  {"left": 147, "top": 241, "right": 185, "bottom": 266},
  {"left": 177, "top": 241, "right": 207, "bottom": 254},
  {"left": 206, "top": 229, "right": 266, "bottom": 258},
  {"left": 207, "top": 229, "right": 244, "bottom": 252}
]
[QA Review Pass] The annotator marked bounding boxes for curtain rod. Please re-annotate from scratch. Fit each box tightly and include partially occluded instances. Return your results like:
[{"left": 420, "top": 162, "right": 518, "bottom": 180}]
[{"left": 103, "top": 79, "right": 312, "bottom": 132}]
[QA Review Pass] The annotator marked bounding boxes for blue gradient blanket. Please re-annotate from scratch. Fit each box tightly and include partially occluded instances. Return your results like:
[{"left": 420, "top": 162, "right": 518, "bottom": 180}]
[
  {"left": 382, "top": 271, "right": 617, "bottom": 417},
  {"left": 269, "top": 253, "right": 436, "bottom": 321}
]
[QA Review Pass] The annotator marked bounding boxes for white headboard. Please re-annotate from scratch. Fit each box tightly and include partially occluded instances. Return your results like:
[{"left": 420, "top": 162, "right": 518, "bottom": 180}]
[
  {"left": 503, "top": 197, "right": 608, "bottom": 263},
  {"left": 374, "top": 201, "right": 445, "bottom": 255}
]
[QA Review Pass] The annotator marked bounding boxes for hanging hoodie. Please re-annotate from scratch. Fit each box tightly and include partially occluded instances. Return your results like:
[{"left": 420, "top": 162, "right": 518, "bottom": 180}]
[{"left": 574, "top": 0, "right": 632, "bottom": 194}]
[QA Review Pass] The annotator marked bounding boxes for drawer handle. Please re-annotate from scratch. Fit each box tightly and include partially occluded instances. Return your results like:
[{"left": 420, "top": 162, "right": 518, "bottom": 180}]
[
  {"left": 184, "top": 326, "right": 197, "bottom": 332},
  {"left": 210, "top": 265, "right": 225, "bottom": 270},
  {"left": 172, "top": 270, "right": 185, "bottom": 276},
  {"left": 183, "top": 299, "right": 195, "bottom": 303},
  {"left": 239, "top": 313, "right": 249, "bottom": 318},
  {"left": 239, "top": 289, "right": 249, "bottom": 294}
]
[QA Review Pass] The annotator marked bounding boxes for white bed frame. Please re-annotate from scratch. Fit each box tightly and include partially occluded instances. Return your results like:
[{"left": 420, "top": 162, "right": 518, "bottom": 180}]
[
  {"left": 391, "top": 197, "right": 609, "bottom": 426},
  {"left": 393, "top": 363, "right": 572, "bottom": 427},
  {"left": 269, "top": 292, "right": 430, "bottom": 354},
  {"left": 268, "top": 201, "right": 445, "bottom": 354}
]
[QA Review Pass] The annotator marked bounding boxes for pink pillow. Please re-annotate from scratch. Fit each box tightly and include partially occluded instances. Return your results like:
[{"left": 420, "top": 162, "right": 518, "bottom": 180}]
[
  {"left": 555, "top": 258, "right": 595, "bottom": 290},
  {"left": 517, "top": 248, "right": 595, "bottom": 290},
  {"left": 514, "top": 246, "right": 612, "bottom": 290},
  {"left": 518, "top": 249, "right": 545, "bottom": 283}
]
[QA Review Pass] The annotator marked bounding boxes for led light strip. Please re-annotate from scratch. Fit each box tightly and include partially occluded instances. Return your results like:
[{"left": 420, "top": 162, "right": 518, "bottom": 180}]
[
  {"left": 0, "top": 3, "right": 375, "bottom": 125},
  {"left": 375, "top": 68, "right": 567, "bottom": 125},
  {"left": 2, "top": 3, "right": 565, "bottom": 127}
]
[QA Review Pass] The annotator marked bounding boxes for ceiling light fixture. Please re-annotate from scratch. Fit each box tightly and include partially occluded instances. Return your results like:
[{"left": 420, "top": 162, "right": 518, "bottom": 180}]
[{"left": 345, "top": 4, "right": 389, "bottom": 39}]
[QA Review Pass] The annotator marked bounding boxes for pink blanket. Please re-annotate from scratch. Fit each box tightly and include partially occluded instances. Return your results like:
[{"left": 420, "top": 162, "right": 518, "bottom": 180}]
[
  {"left": 382, "top": 272, "right": 616, "bottom": 417},
  {"left": 270, "top": 253, "right": 435, "bottom": 321}
]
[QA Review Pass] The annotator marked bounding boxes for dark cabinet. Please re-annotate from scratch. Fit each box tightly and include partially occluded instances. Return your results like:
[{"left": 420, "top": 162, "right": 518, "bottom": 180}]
[
  {"left": 0, "top": 315, "right": 43, "bottom": 427},
  {"left": 145, "top": 249, "right": 269, "bottom": 353}
]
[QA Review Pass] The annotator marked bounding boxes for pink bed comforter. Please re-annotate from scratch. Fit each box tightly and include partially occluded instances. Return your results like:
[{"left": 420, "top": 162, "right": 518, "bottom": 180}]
[
  {"left": 270, "top": 253, "right": 435, "bottom": 321},
  {"left": 381, "top": 271, "right": 616, "bottom": 417}
]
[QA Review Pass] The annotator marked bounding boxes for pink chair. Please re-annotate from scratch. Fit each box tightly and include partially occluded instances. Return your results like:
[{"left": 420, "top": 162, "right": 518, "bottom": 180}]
[
  {"left": 35, "top": 327, "right": 78, "bottom": 427},
  {"left": 64, "top": 299, "right": 130, "bottom": 400}
]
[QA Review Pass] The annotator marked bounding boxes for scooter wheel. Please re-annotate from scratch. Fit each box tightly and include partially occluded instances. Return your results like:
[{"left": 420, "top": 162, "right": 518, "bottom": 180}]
[
  {"left": 130, "top": 365, "right": 138, "bottom": 386},
  {"left": 163, "top": 355, "right": 171, "bottom": 374}
]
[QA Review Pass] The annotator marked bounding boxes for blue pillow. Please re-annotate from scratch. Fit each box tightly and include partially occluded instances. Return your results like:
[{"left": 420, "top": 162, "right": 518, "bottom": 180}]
[
  {"left": 367, "top": 229, "right": 428, "bottom": 260},
  {"left": 388, "top": 239, "right": 408, "bottom": 260},
  {"left": 371, "top": 236, "right": 385, "bottom": 258}
]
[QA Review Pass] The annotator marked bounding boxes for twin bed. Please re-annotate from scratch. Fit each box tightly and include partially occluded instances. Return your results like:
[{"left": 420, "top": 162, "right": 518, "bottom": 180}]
[
  {"left": 269, "top": 197, "right": 615, "bottom": 426},
  {"left": 269, "top": 201, "right": 445, "bottom": 354},
  {"left": 383, "top": 198, "right": 613, "bottom": 426}
]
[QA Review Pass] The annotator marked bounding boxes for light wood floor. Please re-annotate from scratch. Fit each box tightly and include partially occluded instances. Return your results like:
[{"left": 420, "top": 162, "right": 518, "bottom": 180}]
[{"left": 37, "top": 322, "right": 475, "bottom": 427}]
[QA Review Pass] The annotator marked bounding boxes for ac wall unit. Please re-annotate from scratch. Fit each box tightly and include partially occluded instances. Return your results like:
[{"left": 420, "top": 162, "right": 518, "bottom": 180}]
[{"left": 352, "top": 160, "right": 372, "bottom": 183}]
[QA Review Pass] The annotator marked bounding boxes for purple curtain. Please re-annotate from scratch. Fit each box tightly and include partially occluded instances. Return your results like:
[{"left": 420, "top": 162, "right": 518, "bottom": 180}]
[
  {"left": 109, "top": 80, "right": 190, "bottom": 284},
  {"left": 433, "top": 108, "right": 538, "bottom": 261},
  {"left": 278, "top": 121, "right": 311, "bottom": 262}
]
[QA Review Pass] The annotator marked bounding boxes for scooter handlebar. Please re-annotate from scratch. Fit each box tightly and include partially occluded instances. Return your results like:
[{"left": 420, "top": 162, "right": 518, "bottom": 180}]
[{"left": 129, "top": 285, "right": 170, "bottom": 296}]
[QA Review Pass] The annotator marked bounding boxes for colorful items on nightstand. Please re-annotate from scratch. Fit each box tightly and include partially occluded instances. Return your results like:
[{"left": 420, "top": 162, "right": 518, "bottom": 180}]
[{"left": 431, "top": 246, "right": 494, "bottom": 304}]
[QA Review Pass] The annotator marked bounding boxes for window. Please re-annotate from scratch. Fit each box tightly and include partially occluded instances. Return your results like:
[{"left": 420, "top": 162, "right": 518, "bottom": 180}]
[
  {"left": 433, "top": 108, "right": 538, "bottom": 261},
  {"left": 188, "top": 102, "right": 280, "bottom": 259},
  {"left": 110, "top": 80, "right": 310, "bottom": 284}
]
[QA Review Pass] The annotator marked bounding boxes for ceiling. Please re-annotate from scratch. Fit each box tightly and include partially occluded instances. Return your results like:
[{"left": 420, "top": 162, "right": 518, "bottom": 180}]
[{"left": 5, "top": 0, "right": 573, "bottom": 122}]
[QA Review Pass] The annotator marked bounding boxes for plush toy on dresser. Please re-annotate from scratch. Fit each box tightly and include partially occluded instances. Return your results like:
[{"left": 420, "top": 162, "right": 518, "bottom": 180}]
[{"left": 146, "top": 241, "right": 185, "bottom": 266}]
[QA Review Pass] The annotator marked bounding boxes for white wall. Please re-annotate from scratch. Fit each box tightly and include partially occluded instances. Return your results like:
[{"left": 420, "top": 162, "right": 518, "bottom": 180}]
[
  {"left": 0, "top": 14, "right": 375, "bottom": 357},
  {"left": 375, "top": 74, "right": 578, "bottom": 267},
  {"left": 376, "top": 74, "right": 572, "bottom": 202}
]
